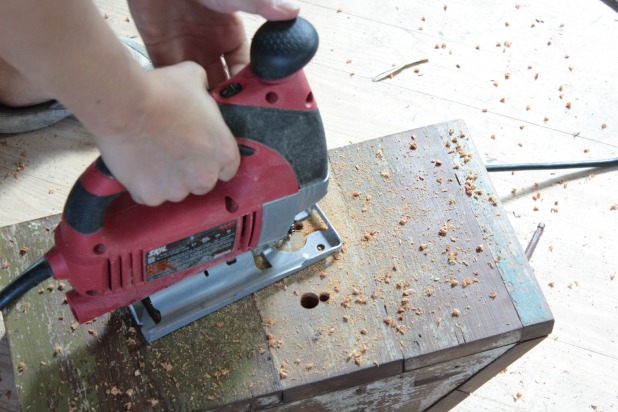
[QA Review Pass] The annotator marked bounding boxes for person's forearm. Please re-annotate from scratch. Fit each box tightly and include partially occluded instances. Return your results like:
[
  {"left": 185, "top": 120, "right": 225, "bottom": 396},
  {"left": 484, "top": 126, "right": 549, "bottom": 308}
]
[{"left": 0, "top": 0, "right": 146, "bottom": 136}]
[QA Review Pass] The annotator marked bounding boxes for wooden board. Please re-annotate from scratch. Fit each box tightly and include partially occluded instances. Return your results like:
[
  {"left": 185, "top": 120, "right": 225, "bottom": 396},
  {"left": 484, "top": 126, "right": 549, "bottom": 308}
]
[{"left": 0, "top": 121, "right": 552, "bottom": 410}]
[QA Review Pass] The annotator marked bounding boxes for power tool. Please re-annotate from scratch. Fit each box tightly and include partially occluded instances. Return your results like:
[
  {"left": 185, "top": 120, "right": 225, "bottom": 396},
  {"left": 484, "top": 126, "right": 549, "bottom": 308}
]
[{"left": 0, "top": 17, "right": 342, "bottom": 342}]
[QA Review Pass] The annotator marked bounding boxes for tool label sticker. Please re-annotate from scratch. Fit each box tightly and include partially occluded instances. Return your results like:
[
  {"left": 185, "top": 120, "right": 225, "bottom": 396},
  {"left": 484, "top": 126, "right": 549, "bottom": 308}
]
[{"left": 145, "top": 220, "right": 237, "bottom": 281}]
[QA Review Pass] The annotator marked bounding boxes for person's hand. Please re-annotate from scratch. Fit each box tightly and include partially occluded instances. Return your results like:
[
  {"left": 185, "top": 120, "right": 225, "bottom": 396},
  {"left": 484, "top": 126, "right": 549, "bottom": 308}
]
[
  {"left": 128, "top": 0, "right": 301, "bottom": 84},
  {"left": 101, "top": 0, "right": 301, "bottom": 206},
  {"left": 94, "top": 61, "right": 240, "bottom": 206}
]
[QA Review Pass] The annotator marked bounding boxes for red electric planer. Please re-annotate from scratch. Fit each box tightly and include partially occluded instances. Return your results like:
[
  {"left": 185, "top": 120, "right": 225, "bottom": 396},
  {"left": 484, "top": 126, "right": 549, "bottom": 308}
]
[{"left": 0, "top": 17, "right": 342, "bottom": 342}]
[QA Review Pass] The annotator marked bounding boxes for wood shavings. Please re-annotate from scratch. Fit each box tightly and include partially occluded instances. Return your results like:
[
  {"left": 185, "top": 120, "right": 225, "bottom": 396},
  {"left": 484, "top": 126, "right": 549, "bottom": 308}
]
[
  {"left": 372, "top": 59, "right": 429, "bottom": 82},
  {"left": 452, "top": 308, "right": 461, "bottom": 317},
  {"left": 438, "top": 224, "right": 449, "bottom": 236}
]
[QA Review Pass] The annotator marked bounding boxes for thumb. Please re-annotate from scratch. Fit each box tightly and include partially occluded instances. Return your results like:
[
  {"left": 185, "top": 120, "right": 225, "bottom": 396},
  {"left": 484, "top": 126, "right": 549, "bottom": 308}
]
[{"left": 199, "top": 0, "right": 300, "bottom": 21}]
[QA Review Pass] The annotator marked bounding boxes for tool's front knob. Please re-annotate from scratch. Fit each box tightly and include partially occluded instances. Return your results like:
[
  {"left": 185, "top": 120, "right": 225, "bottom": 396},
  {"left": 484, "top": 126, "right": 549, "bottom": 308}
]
[{"left": 250, "top": 17, "right": 319, "bottom": 81}]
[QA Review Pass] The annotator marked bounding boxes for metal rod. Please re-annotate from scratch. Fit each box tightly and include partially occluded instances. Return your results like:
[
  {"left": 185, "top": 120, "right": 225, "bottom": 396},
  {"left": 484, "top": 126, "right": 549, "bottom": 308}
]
[{"left": 525, "top": 223, "right": 545, "bottom": 260}]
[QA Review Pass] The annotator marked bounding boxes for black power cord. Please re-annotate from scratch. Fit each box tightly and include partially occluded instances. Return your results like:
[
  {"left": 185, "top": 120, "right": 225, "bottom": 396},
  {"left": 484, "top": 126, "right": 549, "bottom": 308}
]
[
  {"left": 485, "top": 157, "right": 618, "bottom": 172},
  {"left": 0, "top": 258, "right": 53, "bottom": 310}
]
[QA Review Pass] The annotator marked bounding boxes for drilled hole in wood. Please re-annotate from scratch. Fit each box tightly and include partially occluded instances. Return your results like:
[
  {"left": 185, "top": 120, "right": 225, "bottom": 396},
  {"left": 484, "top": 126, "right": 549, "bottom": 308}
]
[
  {"left": 319, "top": 292, "right": 330, "bottom": 302},
  {"left": 300, "top": 293, "right": 319, "bottom": 309}
]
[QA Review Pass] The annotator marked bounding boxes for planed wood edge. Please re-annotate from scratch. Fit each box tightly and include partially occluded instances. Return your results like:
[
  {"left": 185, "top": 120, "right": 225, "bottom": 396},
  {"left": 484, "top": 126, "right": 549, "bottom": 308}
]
[
  {"left": 425, "top": 389, "right": 469, "bottom": 412},
  {"left": 457, "top": 336, "right": 547, "bottom": 394},
  {"left": 521, "top": 318, "right": 554, "bottom": 342},
  {"left": 405, "top": 329, "right": 521, "bottom": 372},
  {"left": 280, "top": 359, "right": 403, "bottom": 404},
  {"left": 424, "top": 337, "right": 546, "bottom": 411}
]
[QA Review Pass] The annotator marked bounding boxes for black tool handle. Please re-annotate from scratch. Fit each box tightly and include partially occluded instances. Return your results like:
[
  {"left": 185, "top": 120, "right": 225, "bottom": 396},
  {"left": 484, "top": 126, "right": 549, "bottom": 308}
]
[
  {"left": 250, "top": 17, "right": 319, "bottom": 80},
  {"left": 218, "top": 17, "right": 327, "bottom": 188},
  {"left": 62, "top": 157, "right": 124, "bottom": 235}
]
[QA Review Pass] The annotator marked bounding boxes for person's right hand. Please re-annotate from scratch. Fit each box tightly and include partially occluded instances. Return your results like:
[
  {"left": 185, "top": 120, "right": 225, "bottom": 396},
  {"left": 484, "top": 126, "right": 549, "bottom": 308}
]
[{"left": 93, "top": 60, "right": 240, "bottom": 206}]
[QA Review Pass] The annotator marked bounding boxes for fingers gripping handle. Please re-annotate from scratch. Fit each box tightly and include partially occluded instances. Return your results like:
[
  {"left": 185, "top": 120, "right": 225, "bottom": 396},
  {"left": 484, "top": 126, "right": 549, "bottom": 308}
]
[
  {"left": 63, "top": 157, "right": 125, "bottom": 234},
  {"left": 250, "top": 17, "right": 319, "bottom": 81},
  {"left": 63, "top": 18, "right": 320, "bottom": 234}
]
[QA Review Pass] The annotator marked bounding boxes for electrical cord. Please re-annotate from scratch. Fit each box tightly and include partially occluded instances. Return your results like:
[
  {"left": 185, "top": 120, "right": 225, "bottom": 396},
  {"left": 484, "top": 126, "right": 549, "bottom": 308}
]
[
  {"left": 0, "top": 258, "right": 53, "bottom": 310},
  {"left": 485, "top": 157, "right": 618, "bottom": 172}
]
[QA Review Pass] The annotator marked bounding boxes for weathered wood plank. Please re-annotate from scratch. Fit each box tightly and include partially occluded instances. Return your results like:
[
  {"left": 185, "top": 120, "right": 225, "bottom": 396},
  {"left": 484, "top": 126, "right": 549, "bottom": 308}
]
[
  {"left": 459, "top": 336, "right": 546, "bottom": 394},
  {"left": 325, "top": 122, "right": 525, "bottom": 372},
  {"left": 0, "top": 122, "right": 552, "bottom": 410},
  {"left": 443, "top": 121, "right": 555, "bottom": 339},
  {"left": 252, "top": 154, "right": 405, "bottom": 403},
  {"left": 264, "top": 343, "right": 513, "bottom": 411},
  {"left": 0, "top": 217, "right": 282, "bottom": 410}
]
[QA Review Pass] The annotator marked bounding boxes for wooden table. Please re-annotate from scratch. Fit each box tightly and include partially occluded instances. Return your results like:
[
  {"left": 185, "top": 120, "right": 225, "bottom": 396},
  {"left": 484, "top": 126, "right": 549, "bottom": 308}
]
[{"left": 0, "top": 120, "right": 553, "bottom": 411}]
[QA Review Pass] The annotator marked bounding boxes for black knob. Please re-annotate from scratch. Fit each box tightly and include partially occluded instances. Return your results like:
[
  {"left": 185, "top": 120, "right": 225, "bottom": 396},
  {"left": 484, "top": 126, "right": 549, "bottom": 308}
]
[{"left": 250, "top": 17, "right": 319, "bottom": 81}]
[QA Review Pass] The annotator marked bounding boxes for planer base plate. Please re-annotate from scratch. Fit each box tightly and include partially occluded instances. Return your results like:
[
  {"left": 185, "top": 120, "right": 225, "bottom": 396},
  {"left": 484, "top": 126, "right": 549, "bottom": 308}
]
[{"left": 128, "top": 204, "right": 342, "bottom": 342}]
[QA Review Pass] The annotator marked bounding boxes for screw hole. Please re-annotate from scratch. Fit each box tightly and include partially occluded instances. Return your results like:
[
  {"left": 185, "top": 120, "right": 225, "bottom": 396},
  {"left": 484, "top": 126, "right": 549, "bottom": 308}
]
[
  {"left": 265, "top": 91, "right": 278, "bottom": 104},
  {"left": 319, "top": 292, "right": 330, "bottom": 302},
  {"left": 300, "top": 293, "right": 319, "bottom": 309},
  {"left": 305, "top": 92, "right": 314, "bottom": 108},
  {"left": 316, "top": 244, "right": 325, "bottom": 251},
  {"left": 225, "top": 196, "right": 239, "bottom": 213},
  {"left": 93, "top": 244, "right": 106, "bottom": 255}
]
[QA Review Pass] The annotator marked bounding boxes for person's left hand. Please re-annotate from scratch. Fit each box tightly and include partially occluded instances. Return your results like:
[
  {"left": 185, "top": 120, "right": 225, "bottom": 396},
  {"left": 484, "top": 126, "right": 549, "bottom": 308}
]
[{"left": 127, "top": 0, "right": 301, "bottom": 87}]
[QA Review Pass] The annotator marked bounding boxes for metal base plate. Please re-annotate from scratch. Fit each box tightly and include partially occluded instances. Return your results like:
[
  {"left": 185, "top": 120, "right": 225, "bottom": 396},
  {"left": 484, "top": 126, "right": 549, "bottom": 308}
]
[{"left": 128, "top": 204, "right": 342, "bottom": 342}]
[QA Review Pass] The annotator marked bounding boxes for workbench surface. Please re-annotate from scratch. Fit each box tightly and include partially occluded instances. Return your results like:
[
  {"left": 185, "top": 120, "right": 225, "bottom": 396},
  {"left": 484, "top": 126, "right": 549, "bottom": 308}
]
[
  {"left": 0, "top": 121, "right": 553, "bottom": 410},
  {"left": 1, "top": 0, "right": 617, "bottom": 411}
]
